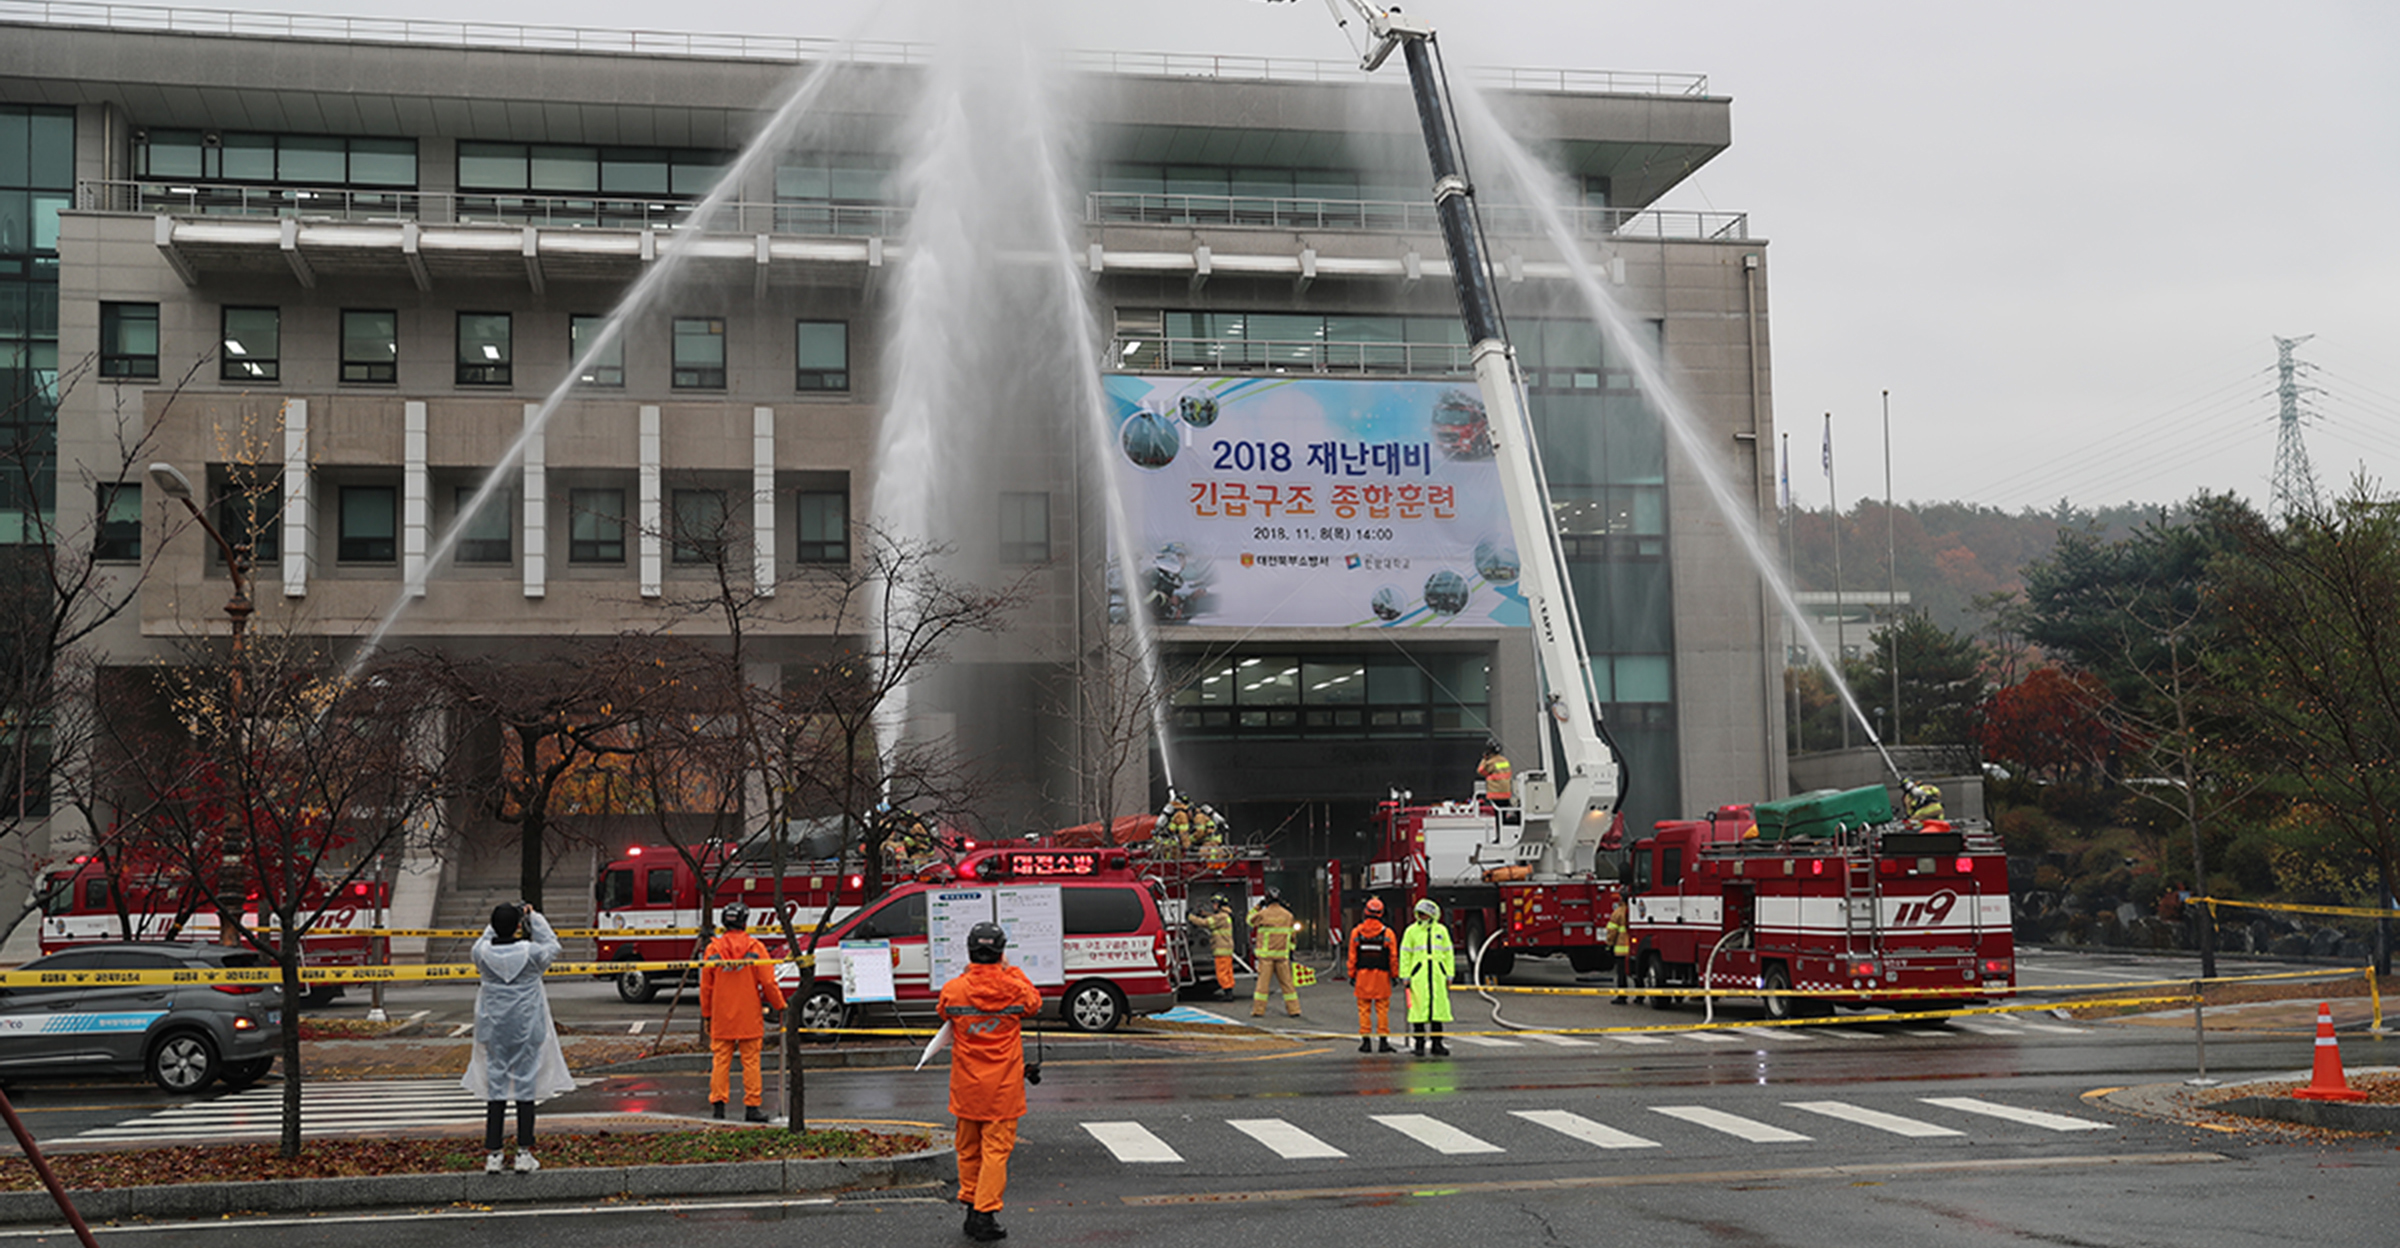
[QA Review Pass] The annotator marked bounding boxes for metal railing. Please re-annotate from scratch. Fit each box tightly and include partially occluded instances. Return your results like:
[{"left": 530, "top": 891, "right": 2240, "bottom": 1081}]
[
  {"left": 77, "top": 180, "right": 912, "bottom": 235},
  {"left": 2, "top": 2, "right": 1708, "bottom": 95},
  {"left": 1088, "top": 192, "right": 1746, "bottom": 241},
  {"left": 1114, "top": 336, "right": 1475, "bottom": 376}
]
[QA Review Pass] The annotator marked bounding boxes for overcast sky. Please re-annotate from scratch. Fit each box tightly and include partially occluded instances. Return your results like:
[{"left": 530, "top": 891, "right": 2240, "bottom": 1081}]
[{"left": 225, "top": 0, "right": 2400, "bottom": 514}]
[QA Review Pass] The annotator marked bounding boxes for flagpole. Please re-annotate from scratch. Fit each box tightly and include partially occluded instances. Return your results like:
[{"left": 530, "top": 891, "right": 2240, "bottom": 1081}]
[
  {"left": 1825, "top": 413, "right": 1847, "bottom": 750},
  {"left": 1782, "top": 432, "right": 1799, "bottom": 752},
  {"left": 1883, "top": 389, "right": 1899, "bottom": 748}
]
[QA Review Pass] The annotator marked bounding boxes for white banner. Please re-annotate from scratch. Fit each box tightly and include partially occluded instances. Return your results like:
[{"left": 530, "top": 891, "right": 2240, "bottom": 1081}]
[{"left": 1104, "top": 375, "right": 1528, "bottom": 629}]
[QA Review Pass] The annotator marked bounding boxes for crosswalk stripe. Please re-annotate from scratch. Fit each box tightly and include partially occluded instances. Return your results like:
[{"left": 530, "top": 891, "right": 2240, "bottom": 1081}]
[
  {"left": 1947, "top": 1019, "right": 2024, "bottom": 1036},
  {"left": 1228, "top": 1118, "right": 1346, "bottom": 1159},
  {"left": 1726, "top": 1027, "right": 1810, "bottom": 1042},
  {"left": 1786, "top": 1100, "right": 1964, "bottom": 1138},
  {"left": 1600, "top": 1032, "right": 1670, "bottom": 1046},
  {"left": 1083, "top": 1122, "right": 1182, "bottom": 1163},
  {"left": 1919, "top": 1096, "right": 2113, "bottom": 1132},
  {"left": 68, "top": 1080, "right": 499, "bottom": 1143},
  {"left": 1895, "top": 1028, "right": 1953, "bottom": 1037},
  {"left": 1371, "top": 1113, "right": 1504, "bottom": 1155},
  {"left": 1796, "top": 1028, "right": 1882, "bottom": 1041},
  {"left": 1519, "top": 1033, "right": 1595, "bottom": 1047},
  {"left": 1510, "top": 1109, "right": 1660, "bottom": 1150},
  {"left": 1670, "top": 1031, "right": 1743, "bottom": 1044},
  {"left": 1650, "top": 1106, "right": 1811, "bottom": 1143},
  {"left": 2012, "top": 1021, "right": 2089, "bottom": 1034},
  {"left": 1447, "top": 1034, "right": 1525, "bottom": 1048}
]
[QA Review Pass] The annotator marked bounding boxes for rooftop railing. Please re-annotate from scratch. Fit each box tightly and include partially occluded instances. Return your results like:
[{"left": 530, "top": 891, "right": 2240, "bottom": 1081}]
[
  {"left": 86, "top": 180, "right": 1746, "bottom": 243},
  {"left": 1116, "top": 337, "right": 1475, "bottom": 376},
  {"left": 3, "top": 1, "right": 1708, "bottom": 95}
]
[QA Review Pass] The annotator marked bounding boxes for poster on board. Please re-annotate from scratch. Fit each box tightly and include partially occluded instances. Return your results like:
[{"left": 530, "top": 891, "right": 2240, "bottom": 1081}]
[
  {"left": 926, "top": 888, "right": 992, "bottom": 990},
  {"left": 1103, "top": 375, "right": 1528, "bottom": 630},
  {"left": 926, "top": 886, "right": 1066, "bottom": 988},
  {"left": 837, "top": 940, "right": 896, "bottom": 1003}
]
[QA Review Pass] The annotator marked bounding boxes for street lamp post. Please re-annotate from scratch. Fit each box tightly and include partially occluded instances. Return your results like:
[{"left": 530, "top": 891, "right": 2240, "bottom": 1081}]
[{"left": 149, "top": 463, "right": 254, "bottom": 946}]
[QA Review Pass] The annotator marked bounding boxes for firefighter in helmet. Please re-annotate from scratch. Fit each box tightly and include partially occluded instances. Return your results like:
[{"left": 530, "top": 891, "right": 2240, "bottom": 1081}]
[
  {"left": 1347, "top": 897, "right": 1396, "bottom": 1053},
  {"left": 1478, "top": 740, "right": 1514, "bottom": 806},
  {"left": 938, "top": 921, "right": 1042, "bottom": 1243},
  {"left": 1158, "top": 798, "right": 1195, "bottom": 856},
  {"left": 1904, "top": 780, "right": 1945, "bottom": 822},
  {"left": 1249, "top": 888, "right": 1301, "bottom": 1018},
  {"left": 1399, "top": 897, "right": 1454, "bottom": 1056}
]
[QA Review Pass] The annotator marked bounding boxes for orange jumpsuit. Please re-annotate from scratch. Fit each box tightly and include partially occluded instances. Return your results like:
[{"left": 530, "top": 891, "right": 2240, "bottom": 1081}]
[
  {"left": 1347, "top": 917, "right": 1395, "bottom": 1039},
  {"left": 938, "top": 961, "right": 1043, "bottom": 1215},
  {"left": 700, "top": 929, "right": 788, "bottom": 1108}
]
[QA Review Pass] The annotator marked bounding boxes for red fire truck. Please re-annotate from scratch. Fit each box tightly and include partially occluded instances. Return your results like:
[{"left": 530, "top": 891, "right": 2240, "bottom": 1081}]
[
  {"left": 1624, "top": 792, "right": 2015, "bottom": 1020},
  {"left": 37, "top": 856, "right": 390, "bottom": 1005},
  {"left": 1360, "top": 797, "right": 1623, "bottom": 979},
  {"left": 593, "top": 844, "right": 874, "bottom": 1002}
]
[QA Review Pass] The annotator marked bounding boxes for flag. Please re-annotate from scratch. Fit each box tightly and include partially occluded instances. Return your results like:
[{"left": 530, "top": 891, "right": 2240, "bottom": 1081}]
[
  {"left": 1821, "top": 415, "right": 1833, "bottom": 477},
  {"left": 1778, "top": 439, "right": 1790, "bottom": 510}
]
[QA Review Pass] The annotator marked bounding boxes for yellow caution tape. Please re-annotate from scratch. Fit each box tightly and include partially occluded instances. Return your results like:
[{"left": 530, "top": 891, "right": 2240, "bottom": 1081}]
[
  {"left": 2195, "top": 897, "right": 2399, "bottom": 921},
  {"left": 0, "top": 955, "right": 821, "bottom": 989},
  {"left": 244, "top": 926, "right": 823, "bottom": 939}
]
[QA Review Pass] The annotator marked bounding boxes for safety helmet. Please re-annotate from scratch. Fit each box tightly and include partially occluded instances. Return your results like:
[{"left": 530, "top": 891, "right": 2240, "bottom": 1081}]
[
  {"left": 1264, "top": 887, "right": 1284, "bottom": 906},
  {"left": 720, "top": 902, "right": 749, "bottom": 930},
  {"left": 1364, "top": 898, "right": 1384, "bottom": 917},
  {"left": 967, "top": 921, "right": 1007, "bottom": 964},
  {"left": 1414, "top": 898, "right": 1440, "bottom": 920},
  {"left": 1485, "top": 738, "right": 1504, "bottom": 754}
]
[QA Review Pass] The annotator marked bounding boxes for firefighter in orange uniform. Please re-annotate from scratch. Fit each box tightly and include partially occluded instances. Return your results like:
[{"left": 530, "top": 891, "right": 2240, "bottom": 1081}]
[
  {"left": 1347, "top": 898, "right": 1396, "bottom": 1053},
  {"left": 940, "top": 921, "right": 1044, "bottom": 1243},
  {"left": 1478, "top": 740, "right": 1514, "bottom": 805},
  {"left": 700, "top": 903, "right": 788, "bottom": 1122}
]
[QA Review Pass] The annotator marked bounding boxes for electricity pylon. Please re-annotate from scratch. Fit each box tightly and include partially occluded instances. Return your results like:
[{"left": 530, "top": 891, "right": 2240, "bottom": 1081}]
[{"left": 2271, "top": 334, "right": 2320, "bottom": 517}]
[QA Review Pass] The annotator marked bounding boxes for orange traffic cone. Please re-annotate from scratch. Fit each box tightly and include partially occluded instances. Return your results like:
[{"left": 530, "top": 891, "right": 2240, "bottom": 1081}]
[{"left": 2291, "top": 1001, "right": 2368, "bottom": 1103}]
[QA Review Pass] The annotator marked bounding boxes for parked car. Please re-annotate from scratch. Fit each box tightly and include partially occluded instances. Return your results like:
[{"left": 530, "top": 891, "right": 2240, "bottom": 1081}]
[{"left": 0, "top": 942, "right": 282, "bottom": 1092}]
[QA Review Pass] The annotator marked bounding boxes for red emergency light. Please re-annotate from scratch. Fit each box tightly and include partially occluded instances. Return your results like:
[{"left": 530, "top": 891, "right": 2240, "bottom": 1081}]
[{"left": 627, "top": 846, "right": 643, "bottom": 857}]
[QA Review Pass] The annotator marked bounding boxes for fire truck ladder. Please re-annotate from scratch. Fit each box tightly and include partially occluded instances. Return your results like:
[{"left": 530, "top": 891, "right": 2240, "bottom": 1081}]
[{"left": 1841, "top": 846, "right": 1879, "bottom": 955}]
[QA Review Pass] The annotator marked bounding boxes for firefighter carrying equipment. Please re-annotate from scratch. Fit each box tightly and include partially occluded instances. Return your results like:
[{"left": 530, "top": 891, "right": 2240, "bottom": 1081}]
[{"left": 1904, "top": 780, "right": 1945, "bottom": 821}]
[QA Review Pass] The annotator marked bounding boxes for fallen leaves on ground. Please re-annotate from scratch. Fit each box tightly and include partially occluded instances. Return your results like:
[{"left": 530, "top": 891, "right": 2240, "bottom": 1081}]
[
  {"left": 2062, "top": 972, "right": 2395, "bottom": 1020},
  {"left": 0, "top": 1127, "right": 930, "bottom": 1192}
]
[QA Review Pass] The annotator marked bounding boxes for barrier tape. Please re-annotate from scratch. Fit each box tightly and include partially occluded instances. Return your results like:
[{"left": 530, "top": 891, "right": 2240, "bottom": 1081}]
[
  {"left": 1471, "top": 964, "right": 2366, "bottom": 1001},
  {"left": 226, "top": 927, "right": 819, "bottom": 939},
  {"left": 2194, "top": 897, "right": 2400, "bottom": 922},
  {"left": 0, "top": 955, "right": 820, "bottom": 989}
]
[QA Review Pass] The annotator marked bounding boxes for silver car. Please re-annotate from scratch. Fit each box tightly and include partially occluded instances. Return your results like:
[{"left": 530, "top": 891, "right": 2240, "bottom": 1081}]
[{"left": 0, "top": 942, "right": 283, "bottom": 1092}]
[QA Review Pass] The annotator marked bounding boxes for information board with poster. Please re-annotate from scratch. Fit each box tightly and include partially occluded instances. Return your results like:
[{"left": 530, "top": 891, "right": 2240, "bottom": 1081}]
[
  {"left": 926, "top": 886, "right": 1066, "bottom": 989},
  {"left": 836, "top": 939, "right": 895, "bottom": 1003},
  {"left": 1103, "top": 374, "right": 1526, "bottom": 630}
]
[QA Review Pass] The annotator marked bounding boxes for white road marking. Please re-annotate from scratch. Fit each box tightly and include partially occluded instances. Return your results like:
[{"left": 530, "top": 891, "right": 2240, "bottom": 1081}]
[
  {"left": 1599, "top": 1032, "right": 1671, "bottom": 1046},
  {"left": 1227, "top": 1118, "right": 1347, "bottom": 1159},
  {"left": 1445, "top": 1034, "right": 1525, "bottom": 1048},
  {"left": 1919, "top": 1096, "right": 2114, "bottom": 1132},
  {"left": 1726, "top": 1027, "right": 1811, "bottom": 1042},
  {"left": 1082, "top": 1122, "right": 1183, "bottom": 1163},
  {"left": 1371, "top": 1113, "right": 1505, "bottom": 1154},
  {"left": 1519, "top": 1032, "right": 1596, "bottom": 1047},
  {"left": 1650, "top": 1105, "right": 1812, "bottom": 1143},
  {"left": 1670, "top": 1031, "right": 1743, "bottom": 1044},
  {"left": 1786, "top": 1100, "right": 1965, "bottom": 1138},
  {"left": 1511, "top": 1109, "right": 1660, "bottom": 1150}
]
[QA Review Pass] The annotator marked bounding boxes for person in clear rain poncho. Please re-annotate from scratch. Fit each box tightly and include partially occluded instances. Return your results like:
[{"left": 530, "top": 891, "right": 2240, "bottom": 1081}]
[{"left": 464, "top": 902, "right": 574, "bottom": 1174}]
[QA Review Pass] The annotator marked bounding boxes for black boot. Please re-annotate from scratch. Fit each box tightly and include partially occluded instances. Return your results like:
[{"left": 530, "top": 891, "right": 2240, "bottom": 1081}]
[
  {"left": 1431, "top": 1023, "right": 1450, "bottom": 1057},
  {"left": 965, "top": 1208, "right": 1009, "bottom": 1242},
  {"left": 745, "top": 1105, "right": 769, "bottom": 1123},
  {"left": 710, "top": 1101, "right": 725, "bottom": 1120},
  {"left": 1358, "top": 1037, "right": 1373, "bottom": 1053},
  {"left": 1411, "top": 1025, "right": 1425, "bottom": 1056},
  {"left": 1377, "top": 1038, "right": 1396, "bottom": 1053}
]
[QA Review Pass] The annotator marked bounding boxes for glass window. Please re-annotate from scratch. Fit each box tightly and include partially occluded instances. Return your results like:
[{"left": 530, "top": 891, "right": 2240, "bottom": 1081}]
[
  {"left": 1614, "top": 655, "right": 1673, "bottom": 704},
  {"left": 99, "top": 303, "right": 159, "bottom": 378},
  {"left": 570, "top": 314, "right": 623, "bottom": 387},
  {"left": 340, "top": 310, "right": 397, "bottom": 384},
  {"left": 568, "top": 488, "right": 625, "bottom": 563},
  {"left": 348, "top": 138, "right": 417, "bottom": 188},
  {"left": 220, "top": 307, "right": 279, "bottom": 382},
  {"left": 1061, "top": 887, "right": 1146, "bottom": 935},
  {"left": 795, "top": 320, "right": 848, "bottom": 391},
  {"left": 140, "top": 129, "right": 205, "bottom": 179},
  {"left": 277, "top": 135, "right": 345, "bottom": 184},
  {"left": 219, "top": 133, "right": 276, "bottom": 182},
  {"left": 1240, "top": 657, "right": 1299, "bottom": 706},
  {"left": 529, "top": 145, "right": 600, "bottom": 194},
  {"left": 457, "top": 142, "right": 529, "bottom": 191},
  {"left": 672, "top": 488, "right": 727, "bottom": 565},
  {"left": 216, "top": 478, "right": 280, "bottom": 564},
  {"left": 998, "top": 492, "right": 1048, "bottom": 563},
  {"left": 601, "top": 148, "right": 669, "bottom": 195},
  {"left": 455, "top": 312, "right": 511, "bottom": 386},
  {"left": 1303, "top": 661, "right": 1366, "bottom": 704},
  {"left": 452, "top": 484, "right": 511, "bottom": 564},
  {"left": 598, "top": 869, "right": 632, "bottom": 911},
  {"left": 669, "top": 150, "right": 727, "bottom": 196},
  {"left": 338, "top": 485, "right": 396, "bottom": 563},
  {"left": 95, "top": 482, "right": 141, "bottom": 562},
  {"left": 852, "top": 891, "right": 927, "bottom": 940},
  {"left": 671, "top": 317, "right": 725, "bottom": 389},
  {"left": 796, "top": 488, "right": 847, "bottom": 564},
  {"left": 645, "top": 868, "right": 675, "bottom": 906}
]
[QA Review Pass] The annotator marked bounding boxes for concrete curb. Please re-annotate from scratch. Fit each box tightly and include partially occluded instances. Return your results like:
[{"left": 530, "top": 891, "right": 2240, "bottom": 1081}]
[
  {"left": 0, "top": 1140, "right": 951, "bottom": 1227},
  {"left": 2211, "top": 1096, "right": 2399, "bottom": 1133}
]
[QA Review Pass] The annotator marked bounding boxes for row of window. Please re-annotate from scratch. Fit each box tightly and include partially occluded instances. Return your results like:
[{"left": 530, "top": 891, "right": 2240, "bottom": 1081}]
[
  {"left": 99, "top": 481, "right": 1055, "bottom": 571},
  {"left": 98, "top": 304, "right": 850, "bottom": 392}
]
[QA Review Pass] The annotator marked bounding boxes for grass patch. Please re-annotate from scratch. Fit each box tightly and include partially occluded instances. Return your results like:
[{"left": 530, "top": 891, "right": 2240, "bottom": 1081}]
[{"left": 0, "top": 1127, "right": 929, "bottom": 1192}]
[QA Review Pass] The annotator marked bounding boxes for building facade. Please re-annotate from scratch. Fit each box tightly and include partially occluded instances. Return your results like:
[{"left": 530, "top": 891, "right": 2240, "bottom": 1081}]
[{"left": 0, "top": 9, "right": 1783, "bottom": 934}]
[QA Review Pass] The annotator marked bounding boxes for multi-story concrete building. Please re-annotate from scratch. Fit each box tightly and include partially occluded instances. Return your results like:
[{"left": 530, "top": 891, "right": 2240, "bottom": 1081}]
[{"left": 0, "top": 7, "right": 1783, "bottom": 938}]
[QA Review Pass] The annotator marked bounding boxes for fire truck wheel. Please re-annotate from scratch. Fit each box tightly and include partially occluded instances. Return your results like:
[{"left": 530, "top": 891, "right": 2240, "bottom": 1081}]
[
  {"left": 1640, "top": 955, "right": 1673, "bottom": 1011},
  {"left": 799, "top": 983, "right": 852, "bottom": 1037},
  {"left": 1063, "top": 979, "right": 1128, "bottom": 1033},
  {"left": 1761, "top": 964, "right": 1799, "bottom": 1021},
  {"left": 615, "top": 965, "right": 659, "bottom": 1004},
  {"left": 148, "top": 1030, "right": 219, "bottom": 1094},
  {"left": 1566, "top": 948, "right": 1608, "bottom": 975},
  {"left": 220, "top": 1057, "right": 274, "bottom": 1089}
]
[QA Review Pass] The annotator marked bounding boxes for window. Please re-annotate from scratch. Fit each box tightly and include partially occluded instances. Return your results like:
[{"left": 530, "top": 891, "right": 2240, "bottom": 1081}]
[
  {"left": 220, "top": 307, "right": 279, "bottom": 382},
  {"left": 796, "top": 488, "right": 848, "bottom": 564},
  {"left": 340, "top": 310, "right": 397, "bottom": 384},
  {"left": 852, "top": 891, "right": 927, "bottom": 940},
  {"left": 338, "top": 485, "right": 396, "bottom": 563},
  {"left": 998, "top": 492, "right": 1049, "bottom": 563},
  {"left": 99, "top": 303, "right": 158, "bottom": 378},
  {"left": 135, "top": 132, "right": 418, "bottom": 187},
  {"left": 795, "top": 320, "right": 848, "bottom": 391},
  {"left": 452, "top": 485, "right": 511, "bottom": 563},
  {"left": 455, "top": 313, "right": 511, "bottom": 386},
  {"left": 645, "top": 868, "right": 675, "bottom": 906},
  {"left": 1062, "top": 887, "right": 1147, "bottom": 935},
  {"left": 95, "top": 482, "right": 140, "bottom": 562},
  {"left": 598, "top": 869, "right": 632, "bottom": 911},
  {"left": 568, "top": 488, "right": 625, "bottom": 563},
  {"left": 215, "top": 478, "right": 280, "bottom": 564},
  {"left": 672, "top": 488, "right": 728, "bottom": 565},
  {"left": 671, "top": 317, "right": 725, "bottom": 389},
  {"left": 1170, "top": 649, "right": 1492, "bottom": 740},
  {"left": 569, "top": 314, "right": 622, "bottom": 387}
]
